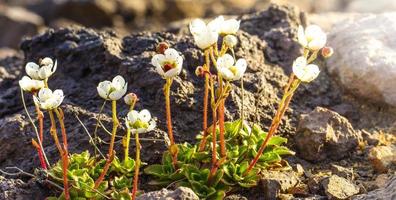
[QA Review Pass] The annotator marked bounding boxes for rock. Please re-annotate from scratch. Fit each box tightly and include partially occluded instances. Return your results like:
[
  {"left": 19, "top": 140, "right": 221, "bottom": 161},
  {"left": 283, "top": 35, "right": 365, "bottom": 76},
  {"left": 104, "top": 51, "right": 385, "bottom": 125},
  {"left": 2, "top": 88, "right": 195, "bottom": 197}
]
[
  {"left": 353, "top": 175, "right": 396, "bottom": 200},
  {"left": 295, "top": 107, "right": 360, "bottom": 161},
  {"left": 0, "top": 176, "right": 47, "bottom": 200},
  {"left": 0, "top": 6, "right": 43, "bottom": 48},
  {"left": 327, "top": 13, "right": 396, "bottom": 107},
  {"left": 368, "top": 145, "right": 396, "bottom": 173},
  {"left": 330, "top": 164, "right": 354, "bottom": 179},
  {"left": 346, "top": 0, "right": 396, "bottom": 13},
  {"left": 322, "top": 175, "right": 360, "bottom": 200},
  {"left": 260, "top": 170, "right": 299, "bottom": 200},
  {"left": 308, "top": 12, "right": 364, "bottom": 32},
  {"left": 136, "top": 187, "right": 199, "bottom": 200}
]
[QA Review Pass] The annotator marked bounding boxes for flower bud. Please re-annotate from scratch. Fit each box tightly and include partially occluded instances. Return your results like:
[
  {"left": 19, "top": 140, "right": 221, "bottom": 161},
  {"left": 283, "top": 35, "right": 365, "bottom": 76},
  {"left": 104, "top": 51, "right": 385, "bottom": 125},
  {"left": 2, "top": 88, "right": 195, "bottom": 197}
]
[
  {"left": 321, "top": 46, "right": 334, "bottom": 58},
  {"left": 224, "top": 35, "right": 238, "bottom": 48},
  {"left": 156, "top": 42, "right": 169, "bottom": 54},
  {"left": 195, "top": 66, "right": 204, "bottom": 77},
  {"left": 124, "top": 93, "right": 138, "bottom": 106}
]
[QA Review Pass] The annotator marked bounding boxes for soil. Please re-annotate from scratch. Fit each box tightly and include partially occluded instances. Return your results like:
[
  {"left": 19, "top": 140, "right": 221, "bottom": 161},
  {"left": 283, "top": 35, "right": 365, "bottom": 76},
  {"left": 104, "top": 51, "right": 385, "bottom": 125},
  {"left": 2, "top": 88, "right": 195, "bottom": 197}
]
[{"left": 0, "top": 4, "right": 395, "bottom": 200}]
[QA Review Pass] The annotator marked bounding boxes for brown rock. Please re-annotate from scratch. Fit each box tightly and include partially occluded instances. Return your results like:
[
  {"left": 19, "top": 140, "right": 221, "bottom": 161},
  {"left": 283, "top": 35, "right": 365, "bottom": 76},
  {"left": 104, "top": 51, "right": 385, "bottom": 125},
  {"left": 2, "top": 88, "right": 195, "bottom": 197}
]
[
  {"left": 322, "top": 175, "right": 360, "bottom": 200},
  {"left": 0, "top": 6, "right": 43, "bottom": 48},
  {"left": 368, "top": 145, "right": 396, "bottom": 173},
  {"left": 295, "top": 107, "right": 360, "bottom": 162}
]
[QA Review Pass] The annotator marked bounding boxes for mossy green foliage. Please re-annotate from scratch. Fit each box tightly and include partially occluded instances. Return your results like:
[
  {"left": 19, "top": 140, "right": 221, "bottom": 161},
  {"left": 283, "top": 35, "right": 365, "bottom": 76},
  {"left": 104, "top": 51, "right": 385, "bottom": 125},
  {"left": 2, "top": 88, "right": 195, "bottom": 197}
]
[
  {"left": 47, "top": 151, "right": 135, "bottom": 200},
  {"left": 145, "top": 120, "right": 294, "bottom": 199}
]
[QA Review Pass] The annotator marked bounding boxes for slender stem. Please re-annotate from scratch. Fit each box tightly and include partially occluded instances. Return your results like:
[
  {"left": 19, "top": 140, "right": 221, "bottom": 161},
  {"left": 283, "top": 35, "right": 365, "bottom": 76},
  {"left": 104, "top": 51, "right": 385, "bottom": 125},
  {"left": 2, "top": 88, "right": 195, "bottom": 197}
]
[
  {"left": 55, "top": 108, "right": 68, "bottom": 154},
  {"left": 48, "top": 110, "right": 69, "bottom": 200},
  {"left": 20, "top": 88, "right": 49, "bottom": 167},
  {"left": 131, "top": 131, "right": 140, "bottom": 200},
  {"left": 74, "top": 113, "right": 105, "bottom": 159},
  {"left": 124, "top": 99, "right": 137, "bottom": 162},
  {"left": 33, "top": 91, "right": 47, "bottom": 169},
  {"left": 208, "top": 76, "right": 219, "bottom": 182},
  {"left": 211, "top": 45, "right": 227, "bottom": 159},
  {"left": 94, "top": 100, "right": 119, "bottom": 189},
  {"left": 164, "top": 78, "right": 178, "bottom": 168},
  {"left": 244, "top": 78, "right": 301, "bottom": 175},
  {"left": 31, "top": 139, "right": 47, "bottom": 170},
  {"left": 124, "top": 128, "right": 132, "bottom": 162},
  {"left": 93, "top": 101, "right": 106, "bottom": 159},
  {"left": 198, "top": 49, "right": 211, "bottom": 151}
]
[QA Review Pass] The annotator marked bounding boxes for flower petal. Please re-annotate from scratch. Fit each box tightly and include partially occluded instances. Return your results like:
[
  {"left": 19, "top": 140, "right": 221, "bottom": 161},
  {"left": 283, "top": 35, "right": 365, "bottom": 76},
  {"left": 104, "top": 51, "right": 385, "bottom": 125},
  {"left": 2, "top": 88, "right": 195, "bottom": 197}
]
[
  {"left": 220, "top": 19, "right": 240, "bottom": 34},
  {"left": 297, "top": 25, "right": 308, "bottom": 47},
  {"left": 109, "top": 82, "right": 127, "bottom": 100},
  {"left": 139, "top": 109, "right": 151, "bottom": 123},
  {"left": 164, "top": 67, "right": 181, "bottom": 78},
  {"left": 38, "top": 88, "right": 53, "bottom": 101},
  {"left": 127, "top": 110, "right": 139, "bottom": 124},
  {"left": 112, "top": 75, "right": 126, "bottom": 90},
  {"left": 25, "top": 62, "right": 40, "bottom": 79},
  {"left": 189, "top": 19, "right": 206, "bottom": 35},
  {"left": 164, "top": 48, "right": 180, "bottom": 60},
  {"left": 217, "top": 54, "right": 234, "bottom": 69},
  {"left": 234, "top": 59, "right": 247, "bottom": 80},
  {"left": 218, "top": 67, "right": 234, "bottom": 81}
]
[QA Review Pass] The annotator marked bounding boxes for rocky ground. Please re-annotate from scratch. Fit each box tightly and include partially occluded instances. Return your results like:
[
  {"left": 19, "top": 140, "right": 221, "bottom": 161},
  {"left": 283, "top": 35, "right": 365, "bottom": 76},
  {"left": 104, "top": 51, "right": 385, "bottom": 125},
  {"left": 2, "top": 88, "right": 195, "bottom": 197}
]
[{"left": 0, "top": 2, "right": 395, "bottom": 200}]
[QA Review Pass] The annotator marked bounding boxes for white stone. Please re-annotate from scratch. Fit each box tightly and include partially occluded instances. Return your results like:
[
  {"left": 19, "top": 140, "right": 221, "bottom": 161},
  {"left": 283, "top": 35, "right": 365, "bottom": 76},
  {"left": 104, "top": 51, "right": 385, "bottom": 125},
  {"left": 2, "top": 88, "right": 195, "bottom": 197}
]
[{"left": 327, "top": 13, "right": 396, "bottom": 107}]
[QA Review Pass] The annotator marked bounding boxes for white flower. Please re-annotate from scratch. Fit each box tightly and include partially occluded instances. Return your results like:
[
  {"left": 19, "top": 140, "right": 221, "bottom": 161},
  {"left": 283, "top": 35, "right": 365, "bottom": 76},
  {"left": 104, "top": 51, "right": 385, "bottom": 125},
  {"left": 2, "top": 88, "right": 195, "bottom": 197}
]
[
  {"left": 218, "top": 16, "right": 240, "bottom": 35},
  {"left": 33, "top": 88, "right": 64, "bottom": 110},
  {"left": 19, "top": 76, "right": 45, "bottom": 92},
  {"left": 151, "top": 48, "right": 183, "bottom": 79},
  {"left": 223, "top": 35, "right": 238, "bottom": 48},
  {"left": 25, "top": 57, "right": 57, "bottom": 80},
  {"left": 97, "top": 75, "right": 127, "bottom": 101},
  {"left": 292, "top": 56, "right": 320, "bottom": 83},
  {"left": 298, "top": 25, "right": 327, "bottom": 51},
  {"left": 126, "top": 109, "right": 156, "bottom": 134},
  {"left": 189, "top": 17, "right": 221, "bottom": 50},
  {"left": 216, "top": 54, "right": 247, "bottom": 81}
]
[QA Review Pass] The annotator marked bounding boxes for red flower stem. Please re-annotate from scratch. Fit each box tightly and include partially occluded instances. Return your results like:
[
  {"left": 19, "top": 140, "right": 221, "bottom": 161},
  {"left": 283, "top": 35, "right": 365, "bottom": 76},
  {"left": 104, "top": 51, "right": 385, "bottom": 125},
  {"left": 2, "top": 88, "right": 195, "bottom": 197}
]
[
  {"left": 198, "top": 49, "right": 211, "bottom": 151},
  {"left": 48, "top": 110, "right": 69, "bottom": 200},
  {"left": 31, "top": 139, "right": 47, "bottom": 170},
  {"left": 94, "top": 100, "right": 119, "bottom": 189},
  {"left": 33, "top": 98, "right": 47, "bottom": 169},
  {"left": 244, "top": 76, "right": 300, "bottom": 175},
  {"left": 131, "top": 131, "right": 140, "bottom": 200}
]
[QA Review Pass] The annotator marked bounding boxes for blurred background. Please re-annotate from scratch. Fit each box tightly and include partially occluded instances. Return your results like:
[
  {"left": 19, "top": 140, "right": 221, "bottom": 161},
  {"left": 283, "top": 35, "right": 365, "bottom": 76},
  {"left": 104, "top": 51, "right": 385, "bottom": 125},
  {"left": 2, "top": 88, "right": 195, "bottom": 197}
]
[{"left": 0, "top": 0, "right": 395, "bottom": 50}]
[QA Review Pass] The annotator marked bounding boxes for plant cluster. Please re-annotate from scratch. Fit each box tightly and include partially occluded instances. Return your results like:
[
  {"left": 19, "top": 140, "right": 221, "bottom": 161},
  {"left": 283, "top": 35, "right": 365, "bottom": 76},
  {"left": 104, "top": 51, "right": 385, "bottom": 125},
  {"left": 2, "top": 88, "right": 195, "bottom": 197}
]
[{"left": 17, "top": 15, "right": 332, "bottom": 200}]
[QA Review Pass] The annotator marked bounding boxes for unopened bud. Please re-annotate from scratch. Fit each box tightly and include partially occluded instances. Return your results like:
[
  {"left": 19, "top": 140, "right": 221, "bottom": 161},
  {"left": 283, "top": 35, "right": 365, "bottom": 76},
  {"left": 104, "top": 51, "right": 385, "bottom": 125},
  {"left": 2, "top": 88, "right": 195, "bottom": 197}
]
[
  {"left": 195, "top": 66, "right": 204, "bottom": 77},
  {"left": 224, "top": 35, "right": 238, "bottom": 48},
  {"left": 156, "top": 42, "right": 169, "bottom": 54},
  {"left": 124, "top": 93, "right": 138, "bottom": 106},
  {"left": 321, "top": 46, "right": 334, "bottom": 58}
]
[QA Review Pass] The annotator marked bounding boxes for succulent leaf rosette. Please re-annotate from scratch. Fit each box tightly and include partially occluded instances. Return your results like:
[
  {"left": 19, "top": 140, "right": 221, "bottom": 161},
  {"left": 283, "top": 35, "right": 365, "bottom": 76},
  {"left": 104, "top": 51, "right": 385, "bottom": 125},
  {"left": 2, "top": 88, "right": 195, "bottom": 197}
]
[
  {"left": 97, "top": 75, "right": 128, "bottom": 101},
  {"left": 33, "top": 88, "right": 64, "bottom": 110},
  {"left": 126, "top": 109, "right": 156, "bottom": 134},
  {"left": 216, "top": 54, "right": 247, "bottom": 81},
  {"left": 25, "top": 57, "right": 57, "bottom": 80},
  {"left": 151, "top": 48, "right": 183, "bottom": 79}
]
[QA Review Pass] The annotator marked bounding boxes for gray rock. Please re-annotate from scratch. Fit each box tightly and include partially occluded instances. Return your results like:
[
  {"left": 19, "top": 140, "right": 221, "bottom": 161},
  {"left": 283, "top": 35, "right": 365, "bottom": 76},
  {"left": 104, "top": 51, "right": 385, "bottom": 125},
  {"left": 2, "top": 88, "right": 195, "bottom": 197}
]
[
  {"left": 322, "top": 175, "right": 360, "bottom": 200},
  {"left": 136, "top": 187, "right": 199, "bottom": 200},
  {"left": 295, "top": 107, "right": 360, "bottom": 161},
  {"left": 368, "top": 145, "right": 396, "bottom": 173},
  {"left": 353, "top": 175, "right": 396, "bottom": 200},
  {"left": 327, "top": 13, "right": 396, "bottom": 107},
  {"left": 0, "top": 6, "right": 43, "bottom": 48},
  {"left": 0, "top": 176, "right": 46, "bottom": 200},
  {"left": 260, "top": 170, "right": 299, "bottom": 200}
]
